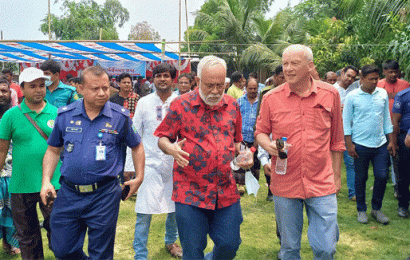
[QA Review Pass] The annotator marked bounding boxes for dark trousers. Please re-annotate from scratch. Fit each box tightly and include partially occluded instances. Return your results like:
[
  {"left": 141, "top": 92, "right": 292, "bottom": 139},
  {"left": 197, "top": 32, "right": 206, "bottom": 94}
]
[
  {"left": 354, "top": 143, "right": 390, "bottom": 212},
  {"left": 50, "top": 179, "right": 121, "bottom": 260},
  {"left": 175, "top": 202, "right": 242, "bottom": 260},
  {"left": 398, "top": 132, "right": 410, "bottom": 209},
  {"left": 10, "top": 192, "right": 52, "bottom": 260}
]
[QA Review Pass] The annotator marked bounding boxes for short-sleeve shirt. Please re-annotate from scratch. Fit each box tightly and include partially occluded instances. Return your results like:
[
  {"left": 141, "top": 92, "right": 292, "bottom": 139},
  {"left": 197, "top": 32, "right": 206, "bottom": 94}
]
[
  {"left": 237, "top": 94, "right": 258, "bottom": 143},
  {"left": 392, "top": 88, "right": 410, "bottom": 132},
  {"left": 226, "top": 85, "right": 244, "bottom": 100},
  {"left": 46, "top": 81, "right": 80, "bottom": 108},
  {"left": 377, "top": 78, "right": 410, "bottom": 113},
  {"left": 0, "top": 100, "right": 61, "bottom": 193},
  {"left": 109, "top": 92, "right": 140, "bottom": 119},
  {"left": 255, "top": 79, "right": 345, "bottom": 199},
  {"left": 154, "top": 89, "right": 243, "bottom": 210},
  {"left": 10, "top": 82, "right": 23, "bottom": 99},
  {"left": 47, "top": 100, "right": 141, "bottom": 185}
]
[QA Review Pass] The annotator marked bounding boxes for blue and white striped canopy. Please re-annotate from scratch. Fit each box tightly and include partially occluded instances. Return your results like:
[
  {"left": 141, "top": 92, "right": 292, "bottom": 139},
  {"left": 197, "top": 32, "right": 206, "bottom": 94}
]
[{"left": 0, "top": 41, "right": 180, "bottom": 63}]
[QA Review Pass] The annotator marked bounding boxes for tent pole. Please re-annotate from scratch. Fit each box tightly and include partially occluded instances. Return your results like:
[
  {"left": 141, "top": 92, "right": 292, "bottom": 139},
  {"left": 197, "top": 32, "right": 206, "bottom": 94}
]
[
  {"left": 185, "top": 0, "right": 190, "bottom": 60},
  {"left": 48, "top": 0, "right": 51, "bottom": 40},
  {"left": 178, "top": 0, "right": 182, "bottom": 76}
]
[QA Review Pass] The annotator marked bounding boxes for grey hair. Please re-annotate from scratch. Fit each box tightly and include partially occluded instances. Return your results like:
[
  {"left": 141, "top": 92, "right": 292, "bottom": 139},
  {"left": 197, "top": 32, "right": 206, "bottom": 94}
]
[
  {"left": 283, "top": 44, "right": 314, "bottom": 62},
  {"left": 197, "top": 55, "right": 227, "bottom": 79}
]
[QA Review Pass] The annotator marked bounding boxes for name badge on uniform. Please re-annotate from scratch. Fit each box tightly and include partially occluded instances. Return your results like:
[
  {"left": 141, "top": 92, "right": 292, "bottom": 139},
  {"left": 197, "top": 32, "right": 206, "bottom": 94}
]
[
  {"left": 66, "top": 127, "right": 82, "bottom": 133},
  {"left": 96, "top": 144, "right": 106, "bottom": 161}
]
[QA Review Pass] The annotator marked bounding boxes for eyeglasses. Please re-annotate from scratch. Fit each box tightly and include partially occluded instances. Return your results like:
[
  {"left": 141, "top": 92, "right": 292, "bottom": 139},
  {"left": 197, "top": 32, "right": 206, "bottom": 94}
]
[{"left": 201, "top": 81, "right": 225, "bottom": 91}]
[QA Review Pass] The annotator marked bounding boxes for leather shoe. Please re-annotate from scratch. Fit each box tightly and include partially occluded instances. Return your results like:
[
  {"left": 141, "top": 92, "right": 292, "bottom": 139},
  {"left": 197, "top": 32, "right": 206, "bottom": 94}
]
[
  {"left": 166, "top": 243, "right": 183, "bottom": 258},
  {"left": 398, "top": 207, "right": 409, "bottom": 218},
  {"left": 357, "top": 211, "right": 368, "bottom": 224},
  {"left": 371, "top": 210, "right": 389, "bottom": 224}
]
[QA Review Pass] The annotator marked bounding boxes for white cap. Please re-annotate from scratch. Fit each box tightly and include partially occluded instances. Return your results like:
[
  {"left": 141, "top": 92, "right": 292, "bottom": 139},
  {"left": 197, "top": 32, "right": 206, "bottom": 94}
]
[{"left": 19, "top": 67, "right": 50, "bottom": 85}]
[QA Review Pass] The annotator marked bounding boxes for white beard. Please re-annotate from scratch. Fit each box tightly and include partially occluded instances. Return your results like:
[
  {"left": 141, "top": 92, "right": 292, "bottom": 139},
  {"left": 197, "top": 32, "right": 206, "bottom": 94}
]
[{"left": 199, "top": 87, "right": 224, "bottom": 106}]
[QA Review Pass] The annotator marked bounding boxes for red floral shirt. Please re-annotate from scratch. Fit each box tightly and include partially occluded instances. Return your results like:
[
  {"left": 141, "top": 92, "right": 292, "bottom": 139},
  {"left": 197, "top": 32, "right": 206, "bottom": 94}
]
[{"left": 154, "top": 89, "right": 242, "bottom": 210}]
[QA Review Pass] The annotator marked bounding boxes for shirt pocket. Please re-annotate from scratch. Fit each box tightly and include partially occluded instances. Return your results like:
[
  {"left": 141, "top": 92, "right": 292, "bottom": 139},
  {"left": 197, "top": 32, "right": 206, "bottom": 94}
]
[
  {"left": 270, "top": 110, "right": 297, "bottom": 138},
  {"left": 312, "top": 105, "right": 332, "bottom": 130},
  {"left": 64, "top": 132, "right": 83, "bottom": 155}
]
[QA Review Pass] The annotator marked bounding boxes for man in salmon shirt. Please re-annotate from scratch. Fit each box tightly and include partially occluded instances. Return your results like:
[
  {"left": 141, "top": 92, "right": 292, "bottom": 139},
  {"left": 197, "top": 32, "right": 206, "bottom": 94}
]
[
  {"left": 377, "top": 60, "right": 410, "bottom": 197},
  {"left": 255, "top": 44, "right": 345, "bottom": 260}
]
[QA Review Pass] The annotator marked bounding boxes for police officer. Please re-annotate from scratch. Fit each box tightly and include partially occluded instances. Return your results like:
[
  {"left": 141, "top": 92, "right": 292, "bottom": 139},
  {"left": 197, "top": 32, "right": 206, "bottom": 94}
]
[
  {"left": 40, "top": 66, "right": 145, "bottom": 260},
  {"left": 392, "top": 87, "right": 410, "bottom": 218}
]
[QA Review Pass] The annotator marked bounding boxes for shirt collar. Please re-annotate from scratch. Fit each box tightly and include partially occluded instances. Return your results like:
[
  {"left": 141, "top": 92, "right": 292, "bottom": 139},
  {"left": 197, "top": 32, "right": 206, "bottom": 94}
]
[
  {"left": 358, "top": 86, "right": 380, "bottom": 95},
  {"left": 72, "top": 100, "right": 113, "bottom": 118},
  {"left": 285, "top": 76, "right": 318, "bottom": 97},
  {"left": 20, "top": 99, "right": 53, "bottom": 114},
  {"left": 154, "top": 91, "right": 178, "bottom": 105}
]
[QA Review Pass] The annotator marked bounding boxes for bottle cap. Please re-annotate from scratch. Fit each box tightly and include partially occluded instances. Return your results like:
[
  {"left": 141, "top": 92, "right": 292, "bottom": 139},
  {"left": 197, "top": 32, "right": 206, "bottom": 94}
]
[
  {"left": 250, "top": 147, "right": 256, "bottom": 153},
  {"left": 282, "top": 137, "right": 287, "bottom": 141}
]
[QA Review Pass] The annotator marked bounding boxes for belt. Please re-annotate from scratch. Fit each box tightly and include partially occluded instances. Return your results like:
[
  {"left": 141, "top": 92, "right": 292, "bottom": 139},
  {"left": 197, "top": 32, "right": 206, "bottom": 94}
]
[{"left": 63, "top": 177, "right": 117, "bottom": 193}]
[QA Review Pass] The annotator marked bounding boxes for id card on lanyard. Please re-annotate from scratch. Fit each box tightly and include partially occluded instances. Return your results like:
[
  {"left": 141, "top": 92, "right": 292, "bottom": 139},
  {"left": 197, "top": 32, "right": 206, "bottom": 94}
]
[{"left": 96, "top": 132, "right": 106, "bottom": 161}]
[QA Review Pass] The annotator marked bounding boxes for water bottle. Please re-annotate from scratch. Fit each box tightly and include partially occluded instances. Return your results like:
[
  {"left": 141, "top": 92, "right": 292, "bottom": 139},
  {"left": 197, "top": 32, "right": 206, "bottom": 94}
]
[
  {"left": 231, "top": 146, "right": 256, "bottom": 171},
  {"left": 275, "top": 137, "right": 288, "bottom": 175}
]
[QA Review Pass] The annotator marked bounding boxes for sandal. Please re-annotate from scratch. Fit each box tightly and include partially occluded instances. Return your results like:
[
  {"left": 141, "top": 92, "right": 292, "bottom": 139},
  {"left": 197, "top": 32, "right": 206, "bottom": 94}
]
[{"left": 165, "top": 243, "right": 183, "bottom": 258}]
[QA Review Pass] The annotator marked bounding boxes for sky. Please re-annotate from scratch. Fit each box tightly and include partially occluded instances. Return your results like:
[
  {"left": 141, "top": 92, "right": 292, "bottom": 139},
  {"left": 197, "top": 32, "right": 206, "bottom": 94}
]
[{"left": 0, "top": 0, "right": 300, "bottom": 49}]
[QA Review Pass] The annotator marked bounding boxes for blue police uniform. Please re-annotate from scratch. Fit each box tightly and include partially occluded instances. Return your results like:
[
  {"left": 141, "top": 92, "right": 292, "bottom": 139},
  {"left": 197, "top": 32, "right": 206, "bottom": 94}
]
[
  {"left": 392, "top": 88, "right": 410, "bottom": 212},
  {"left": 47, "top": 100, "right": 141, "bottom": 260},
  {"left": 46, "top": 81, "right": 80, "bottom": 108}
]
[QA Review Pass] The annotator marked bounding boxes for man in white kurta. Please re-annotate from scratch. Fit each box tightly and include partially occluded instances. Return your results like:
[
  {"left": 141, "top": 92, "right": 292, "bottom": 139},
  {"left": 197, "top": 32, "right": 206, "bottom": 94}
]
[{"left": 124, "top": 63, "right": 182, "bottom": 259}]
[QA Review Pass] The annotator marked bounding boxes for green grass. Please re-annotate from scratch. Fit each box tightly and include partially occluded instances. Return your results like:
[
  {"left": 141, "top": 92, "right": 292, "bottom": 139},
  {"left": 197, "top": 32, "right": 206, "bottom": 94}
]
[{"left": 1, "top": 165, "right": 409, "bottom": 259}]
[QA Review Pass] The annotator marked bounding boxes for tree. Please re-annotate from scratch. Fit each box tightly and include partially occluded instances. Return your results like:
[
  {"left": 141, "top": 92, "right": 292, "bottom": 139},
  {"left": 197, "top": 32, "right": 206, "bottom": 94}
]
[
  {"left": 185, "top": 0, "right": 270, "bottom": 69},
  {"left": 40, "top": 0, "right": 129, "bottom": 40},
  {"left": 128, "top": 21, "right": 161, "bottom": 41}
]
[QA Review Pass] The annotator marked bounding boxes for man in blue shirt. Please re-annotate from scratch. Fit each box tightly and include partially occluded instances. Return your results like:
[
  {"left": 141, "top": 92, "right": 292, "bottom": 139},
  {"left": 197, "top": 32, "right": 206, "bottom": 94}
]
[
  {"left": 236, "top": 78, "right": 260, "bottom": 192},
  {"left": 334, "top": 65, "right": 359, "bottom": 201},
  {"left": 40, "top": 59, "right": 80, "bottom": 108},
  {"left": 40, "top": 66, "right": 145, "bottom": 260},
  {"left": 392, "top": 87, "right": 410, "bottom": 218},
  {"left": 343, "top": 65, "right": 395, "bottom": 225}
]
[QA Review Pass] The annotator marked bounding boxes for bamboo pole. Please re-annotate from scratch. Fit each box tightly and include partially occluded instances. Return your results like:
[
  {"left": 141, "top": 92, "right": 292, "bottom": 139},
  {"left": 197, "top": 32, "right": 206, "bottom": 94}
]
[{"left": 48, "top": 0, "right": 51, "bottom": 40}]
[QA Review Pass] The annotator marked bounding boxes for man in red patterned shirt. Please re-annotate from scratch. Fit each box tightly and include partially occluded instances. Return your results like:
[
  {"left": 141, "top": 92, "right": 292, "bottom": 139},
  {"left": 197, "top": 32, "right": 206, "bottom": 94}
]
[{"left": 155, "top": 55, "right": 253, "bottom": 259}]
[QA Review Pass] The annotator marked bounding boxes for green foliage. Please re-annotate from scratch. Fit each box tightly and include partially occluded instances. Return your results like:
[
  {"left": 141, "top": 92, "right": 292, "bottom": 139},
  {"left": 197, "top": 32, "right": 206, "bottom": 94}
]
[
  {"left": 186, "top": 0, "right": 410, "bottom": 78},
  {"left": 40, "top": 0, "right": 129, "bottom": 40}
]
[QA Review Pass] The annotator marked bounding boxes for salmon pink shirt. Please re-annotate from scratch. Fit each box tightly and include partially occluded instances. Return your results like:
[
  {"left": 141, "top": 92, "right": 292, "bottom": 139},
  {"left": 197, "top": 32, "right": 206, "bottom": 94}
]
[
  {"left": 377, "top": 78, "right": 409, "bottom": 114},
  {"left": 255, "top": 79, "right": 345, "bottom": 199}
]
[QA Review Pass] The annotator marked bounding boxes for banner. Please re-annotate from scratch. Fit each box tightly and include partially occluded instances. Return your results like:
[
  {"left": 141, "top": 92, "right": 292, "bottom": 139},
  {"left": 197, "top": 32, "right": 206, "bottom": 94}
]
[
  {"left": 97, "top": 61, "right": 146, "bottom": 77},
  {"left": 146, "top": 60, "right": 191, "bottom": 80},
  {"left": 20, "top": 60, "right": 95, "bottom": 81}
]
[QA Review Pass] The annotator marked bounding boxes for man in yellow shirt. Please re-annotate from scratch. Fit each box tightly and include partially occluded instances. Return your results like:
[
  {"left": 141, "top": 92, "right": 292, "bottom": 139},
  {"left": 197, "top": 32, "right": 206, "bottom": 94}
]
[{"left": 226, "top": 71, "right": 245, "bottom": 99}]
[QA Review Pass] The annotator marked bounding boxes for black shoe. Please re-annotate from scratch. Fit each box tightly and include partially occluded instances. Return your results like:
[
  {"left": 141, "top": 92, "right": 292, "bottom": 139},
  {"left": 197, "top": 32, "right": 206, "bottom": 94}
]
[
  {"left": 398, "top": 207, "right": 409, "bottom": 218},
  {"left": 266, "top": 195, "right": 274, "bottom": 201}
]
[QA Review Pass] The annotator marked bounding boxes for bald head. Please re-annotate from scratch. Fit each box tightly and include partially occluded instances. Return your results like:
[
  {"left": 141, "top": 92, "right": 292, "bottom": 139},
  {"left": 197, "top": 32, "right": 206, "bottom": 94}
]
[
  {"left": 282, "top": 44, "right": 313, "bottom": 63},
  {"left": 324, "top": 71, "right": 337, "bottom": 85}
]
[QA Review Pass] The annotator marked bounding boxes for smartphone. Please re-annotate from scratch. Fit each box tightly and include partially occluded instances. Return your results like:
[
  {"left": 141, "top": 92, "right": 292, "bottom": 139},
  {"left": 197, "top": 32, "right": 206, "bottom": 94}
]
[{"left": 121, "top": 185, "right": 130, "bottom": 201}]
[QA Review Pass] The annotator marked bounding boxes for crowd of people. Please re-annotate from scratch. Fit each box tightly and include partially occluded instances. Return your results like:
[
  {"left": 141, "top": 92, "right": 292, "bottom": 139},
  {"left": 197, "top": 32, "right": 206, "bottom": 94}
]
[{"left": 0, "top": 43, "right": 409, "bottom": 260}]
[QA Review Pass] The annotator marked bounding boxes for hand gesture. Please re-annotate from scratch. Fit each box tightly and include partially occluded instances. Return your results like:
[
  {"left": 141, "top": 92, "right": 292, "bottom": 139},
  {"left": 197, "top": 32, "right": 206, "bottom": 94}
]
[{"left": 170, "top": 138, "right": 190, "bottom": 167}]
